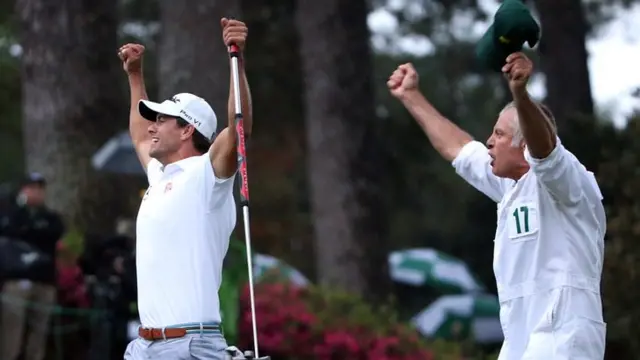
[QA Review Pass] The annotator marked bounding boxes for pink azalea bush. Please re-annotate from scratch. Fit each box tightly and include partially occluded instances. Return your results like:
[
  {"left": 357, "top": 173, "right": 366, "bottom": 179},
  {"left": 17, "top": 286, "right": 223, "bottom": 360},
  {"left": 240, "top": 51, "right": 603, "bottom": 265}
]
[{"left": 238, "top": 281, "right": 462, "bottom": 360}]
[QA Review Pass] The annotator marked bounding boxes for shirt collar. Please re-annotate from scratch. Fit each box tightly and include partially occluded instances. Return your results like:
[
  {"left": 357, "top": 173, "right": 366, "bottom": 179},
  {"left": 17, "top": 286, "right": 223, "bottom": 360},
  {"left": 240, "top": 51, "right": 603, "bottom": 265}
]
[{"left": 160, "top": 156, "right": 201, "bottom": 174}]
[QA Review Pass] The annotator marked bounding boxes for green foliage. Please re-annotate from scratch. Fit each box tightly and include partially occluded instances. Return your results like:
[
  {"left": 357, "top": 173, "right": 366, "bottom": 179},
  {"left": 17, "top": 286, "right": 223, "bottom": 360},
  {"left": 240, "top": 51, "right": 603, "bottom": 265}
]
[
  {"left": 382, "top": 0, "right": 488, "bottom": 38},
  {"left": 305, "top": 285, "right": 501, "bottom": 359},
  {"left": 596, "top": 113, "right": 640, "bottom": 356},
  {"left": 219, "top": 272, "right": 241, "bottom": 344},
  {"left": 547, "top": 111, "right": 640, "bottom": 358},
  {"left": 305, "top": 285, "right": 400, "bottom": 333},
  {"left": 219, "top": 238, "right": 249, "bottom": 345},
  {"left": 119, "top": 0, "right": 158, "bottom": 24},
  {"left": 481, "top": 350, "right": 500, "bottom": 360},
  {"left": 0, "top": 31, "right": 23, "bottom": 182},
  {"left": 62, "top": 227, "right": 85, "bottom": 257},
  {"left": 241, "top": 282, "right": 467, "bottom": 359},
  {"left": 583, "top": 0, "right": 639, "bottom": 32}
]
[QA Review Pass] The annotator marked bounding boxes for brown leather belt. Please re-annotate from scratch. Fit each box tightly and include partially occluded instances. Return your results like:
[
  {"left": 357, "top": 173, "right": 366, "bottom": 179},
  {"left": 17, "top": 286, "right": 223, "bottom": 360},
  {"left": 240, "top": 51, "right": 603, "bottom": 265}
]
[{"left": 138, "top": 324, "right": 220, "bottom": 341}]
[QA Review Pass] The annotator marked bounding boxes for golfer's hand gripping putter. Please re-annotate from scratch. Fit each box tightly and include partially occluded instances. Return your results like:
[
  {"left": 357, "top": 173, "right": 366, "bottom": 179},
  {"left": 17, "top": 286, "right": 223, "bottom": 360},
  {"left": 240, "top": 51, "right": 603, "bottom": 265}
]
[{"left": 226, "top": 15, "right": 269, "bottom": 360}]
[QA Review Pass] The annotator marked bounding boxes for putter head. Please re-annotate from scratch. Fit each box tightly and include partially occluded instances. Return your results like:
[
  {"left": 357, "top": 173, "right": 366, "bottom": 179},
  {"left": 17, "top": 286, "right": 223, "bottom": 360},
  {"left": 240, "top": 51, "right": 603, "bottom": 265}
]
[
  {"left": 224, "top": 352, "right": 246, "bottom": 360},
  {"left": 244, "top": 353, "right": 271, "bottom": 360},
  {"left": 225, "top": 353, "right": 271, "bottom": 359},
  {"left": 225, "top": 346, "right": 244, "bottom": 359},
  {"left": 224, "top": 347, "right": 271, "bottom": 360},
  {"left": 243, "top": 351, "right": 271, "bottom": 359}
]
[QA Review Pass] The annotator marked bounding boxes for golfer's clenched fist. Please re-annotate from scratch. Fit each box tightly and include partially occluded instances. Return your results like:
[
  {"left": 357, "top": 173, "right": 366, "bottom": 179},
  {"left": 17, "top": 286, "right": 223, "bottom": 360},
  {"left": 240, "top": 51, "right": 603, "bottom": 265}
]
[
  {"left": 221, "top": 18, "right": 248, "bottom": 51},
  {"left": 118, "top": 43, "right": 145, "bottom": 74},
  {"left": 387, "top": 63, "right": 419, "bottom": 99}
]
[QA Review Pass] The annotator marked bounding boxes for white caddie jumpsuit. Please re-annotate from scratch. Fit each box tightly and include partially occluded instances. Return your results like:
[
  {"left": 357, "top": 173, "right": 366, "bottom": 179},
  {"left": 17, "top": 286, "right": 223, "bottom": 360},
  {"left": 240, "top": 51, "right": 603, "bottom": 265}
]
[{"left": 452, "top": 138, "right": 606, "bottom": 360}]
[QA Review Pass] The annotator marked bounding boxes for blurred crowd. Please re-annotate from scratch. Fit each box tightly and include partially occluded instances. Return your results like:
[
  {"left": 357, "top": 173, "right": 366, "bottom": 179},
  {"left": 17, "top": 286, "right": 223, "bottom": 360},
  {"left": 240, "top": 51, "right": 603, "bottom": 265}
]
[{"left": 0, "top": 173, "right": 138, "bottom": 360}]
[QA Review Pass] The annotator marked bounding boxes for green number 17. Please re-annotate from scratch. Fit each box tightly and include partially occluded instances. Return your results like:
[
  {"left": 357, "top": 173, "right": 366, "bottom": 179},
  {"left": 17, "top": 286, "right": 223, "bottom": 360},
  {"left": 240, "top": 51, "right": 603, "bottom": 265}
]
[{"left": 512, "top": 206, "right": 529, "bottom": 234}]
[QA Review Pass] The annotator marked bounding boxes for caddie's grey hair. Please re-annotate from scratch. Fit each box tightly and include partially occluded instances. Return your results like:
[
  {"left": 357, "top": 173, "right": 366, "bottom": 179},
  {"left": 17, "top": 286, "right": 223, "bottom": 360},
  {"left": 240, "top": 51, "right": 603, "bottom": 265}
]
[{"left": 500, "top": 101, "right": 556, "bottom": 147}]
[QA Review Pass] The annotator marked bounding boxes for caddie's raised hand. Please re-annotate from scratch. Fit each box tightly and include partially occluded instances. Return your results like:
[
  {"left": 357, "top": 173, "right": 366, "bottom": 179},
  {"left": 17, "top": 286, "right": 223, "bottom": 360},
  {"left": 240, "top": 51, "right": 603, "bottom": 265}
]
[
  {"left": 220, "top": 18, "right": 248, "bottom": 52},
  {"left": 117, "top": 43, "right": 145, "bottom": 74},
  {"left": 387, "top": 63, "right": 419, "bottom": 99},
  {"left": 502, "top": 52, "right": 533, "bottom": 94}
]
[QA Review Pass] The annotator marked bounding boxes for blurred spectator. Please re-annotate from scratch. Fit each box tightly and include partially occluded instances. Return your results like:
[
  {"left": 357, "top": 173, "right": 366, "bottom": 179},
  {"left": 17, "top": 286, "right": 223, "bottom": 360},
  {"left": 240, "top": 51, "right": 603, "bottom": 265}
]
[
  {"left": 0, "top": 182, "right": 14, "bottom": 214},
  {"left": 56, "top": 240, "right": 91, "bottom": 360},
  {"left": 80, "top": 218, "right": 136, "bottom": 360},
  {"left": 0, "top": 173, "right": 65, "bottom": 360},
  {"left": 56, "top": 241, "right": 89, "bottom": 309}
]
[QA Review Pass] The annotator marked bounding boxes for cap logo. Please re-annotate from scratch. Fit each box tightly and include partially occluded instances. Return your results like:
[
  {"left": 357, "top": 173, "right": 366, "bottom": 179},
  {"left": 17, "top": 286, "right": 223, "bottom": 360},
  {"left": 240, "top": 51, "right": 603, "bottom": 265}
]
[
  {"left": 169, "top": 96, "right": 181, "bottom": 103},
  {"left": 179, "top": 109, "right": 201, "bottom": 127}
]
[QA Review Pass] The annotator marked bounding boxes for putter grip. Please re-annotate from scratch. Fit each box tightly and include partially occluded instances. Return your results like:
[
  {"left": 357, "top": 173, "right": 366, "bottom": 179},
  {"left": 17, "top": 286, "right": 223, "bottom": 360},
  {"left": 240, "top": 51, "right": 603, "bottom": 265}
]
[
  {"left": 226, "top": 16, "right": 241, "bottom": 57},
  {"left": 228, "top": 44, "right": 241, "bottom": 57}
]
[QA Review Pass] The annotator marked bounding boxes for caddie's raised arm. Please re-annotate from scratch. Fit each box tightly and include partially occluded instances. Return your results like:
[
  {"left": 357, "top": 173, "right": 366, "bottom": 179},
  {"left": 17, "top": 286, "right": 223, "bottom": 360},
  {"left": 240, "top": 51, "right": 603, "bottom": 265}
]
[
  {"left": 504, "top": 52, "right": 600, "bottom": 205},
  {"left": 118, "top": 43, "right": 153, "bottom": 170},
  {"left": 209, "top": 17, "right": 253, "bottom": 180},
  {"left": 388, "top": 63, "right": 509, "bottom": 203},
  {"left": 387, "top": 63, "right": 472, "bottom": 162},
  {"left": 503, "top": 52, "right": 555, "bottom": 158}
]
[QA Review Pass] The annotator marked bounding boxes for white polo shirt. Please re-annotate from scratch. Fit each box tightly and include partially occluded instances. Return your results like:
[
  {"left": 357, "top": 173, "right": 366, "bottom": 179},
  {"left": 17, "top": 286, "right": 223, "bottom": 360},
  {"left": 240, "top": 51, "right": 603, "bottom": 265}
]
[
  {"left": 136, "top": 153, "right": 236, "bottom": 327},
  {"left": 452, "top": 138, "right": 606, "bottom": 359}
]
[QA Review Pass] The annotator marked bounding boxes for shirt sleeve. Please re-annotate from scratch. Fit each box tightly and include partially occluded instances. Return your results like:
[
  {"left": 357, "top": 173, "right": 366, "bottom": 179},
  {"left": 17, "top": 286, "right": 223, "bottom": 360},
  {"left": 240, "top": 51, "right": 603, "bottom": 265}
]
[
  {"left": 452, "top": 141, "right": 510, "bottom": 203},
  {"left": 146, "top": 159, "right": 164, "bottom": 186},
  {"left": 202, "top": 152, "right": 236, "bottom": 210},
  {"left": 525, "top": 137, "right": 602, "bottom": 205}
]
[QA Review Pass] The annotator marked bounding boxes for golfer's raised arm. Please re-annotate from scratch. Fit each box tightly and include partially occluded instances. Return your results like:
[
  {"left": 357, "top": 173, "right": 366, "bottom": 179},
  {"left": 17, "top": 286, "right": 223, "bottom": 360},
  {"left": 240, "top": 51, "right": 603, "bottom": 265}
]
[
  {"left": 210, "top": 18, "right": 253, "bottom": 179},
  {"left": 119, "top": 43, "right": 152, "bottom": 170},
  {"left": 388, "top": 63, "right": 472, "bottom": 162},
  {"left": 226, "top": 22, "right": 253, "bottom": 139}
]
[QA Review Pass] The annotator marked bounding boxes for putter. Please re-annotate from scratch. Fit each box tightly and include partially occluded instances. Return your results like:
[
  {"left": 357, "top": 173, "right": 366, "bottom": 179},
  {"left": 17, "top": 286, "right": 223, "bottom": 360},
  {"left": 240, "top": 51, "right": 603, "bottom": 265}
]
[
  {"left": 225, "top": 348, "right": 269, "bottom": 360},
  {"left": 228, "top": 41, "right": 270, "bottom": 360}
]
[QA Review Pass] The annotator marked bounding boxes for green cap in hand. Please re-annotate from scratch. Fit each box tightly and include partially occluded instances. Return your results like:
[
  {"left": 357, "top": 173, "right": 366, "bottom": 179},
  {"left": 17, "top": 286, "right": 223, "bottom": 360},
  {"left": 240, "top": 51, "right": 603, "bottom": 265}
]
[{"left": 476, "top": 0, "right": 540, "bottom": 72}]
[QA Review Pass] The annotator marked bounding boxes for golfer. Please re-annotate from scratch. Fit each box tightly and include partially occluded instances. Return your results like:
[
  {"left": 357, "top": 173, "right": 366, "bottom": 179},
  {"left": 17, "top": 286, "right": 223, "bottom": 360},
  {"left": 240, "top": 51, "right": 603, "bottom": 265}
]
[
  {"left": 388, "top": 53, "right": 606, "bottom": 359},
  {"left": 117, "top": 18, "right": 252, "bottom": 360}
]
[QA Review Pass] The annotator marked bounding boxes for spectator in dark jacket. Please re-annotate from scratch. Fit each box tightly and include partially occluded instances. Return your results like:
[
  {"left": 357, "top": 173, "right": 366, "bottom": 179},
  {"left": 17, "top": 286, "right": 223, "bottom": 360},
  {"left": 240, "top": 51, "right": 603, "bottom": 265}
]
[{"left": 0, "top": 173, "right": 65, "bottom": 360}]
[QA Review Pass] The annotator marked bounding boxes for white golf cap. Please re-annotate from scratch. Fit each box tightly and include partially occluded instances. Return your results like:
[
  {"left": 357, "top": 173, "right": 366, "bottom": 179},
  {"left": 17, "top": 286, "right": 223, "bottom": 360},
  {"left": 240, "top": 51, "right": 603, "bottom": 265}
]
[{"left": 138, "top": 93, "right": 217, "bottom": 141}]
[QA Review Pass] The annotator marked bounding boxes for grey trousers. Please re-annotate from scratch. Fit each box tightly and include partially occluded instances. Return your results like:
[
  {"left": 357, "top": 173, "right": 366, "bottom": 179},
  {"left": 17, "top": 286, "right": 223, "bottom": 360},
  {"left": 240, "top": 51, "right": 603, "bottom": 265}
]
[
  {"left": 0, "top": 280, "right": 57, "bottom": 360},
  {"left": 124, "top": 333, "right": 228, "bottom": 360}
]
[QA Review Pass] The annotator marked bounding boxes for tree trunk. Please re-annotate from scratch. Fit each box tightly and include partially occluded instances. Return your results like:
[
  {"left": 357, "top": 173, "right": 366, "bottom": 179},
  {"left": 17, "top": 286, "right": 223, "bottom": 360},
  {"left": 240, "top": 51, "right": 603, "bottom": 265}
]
[
  {"left": 296, "top": 0, "right": 390, "bottom": 299},
  {"left": 157, "top": 0, "right": 238, "bottom": 114},
  {"left": 239, "top": 0, "right": 314, "bottom": 277},
  {"left": 17, "top": 0, "right": 135, "bottom": 234},
  {"left": 534, "top": 0, "right": 594, "bottom": 124}
]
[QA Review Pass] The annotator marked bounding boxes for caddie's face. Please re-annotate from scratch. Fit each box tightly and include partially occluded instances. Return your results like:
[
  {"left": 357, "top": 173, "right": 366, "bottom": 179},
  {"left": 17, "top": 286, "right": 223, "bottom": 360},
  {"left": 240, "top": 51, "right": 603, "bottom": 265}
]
[
  {"left": 148, "top": 115, "right": 182, "bottom": 159},
  {"left": 486, "top": 108, "right": 525, "bottom": 178}
]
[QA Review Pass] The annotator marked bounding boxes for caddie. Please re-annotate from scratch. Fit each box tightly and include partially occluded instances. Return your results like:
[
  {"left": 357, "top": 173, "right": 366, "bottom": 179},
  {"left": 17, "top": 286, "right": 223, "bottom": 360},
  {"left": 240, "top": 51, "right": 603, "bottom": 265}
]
[{"left": 387, "top": 52, "right": 606, "bottom": 359}]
